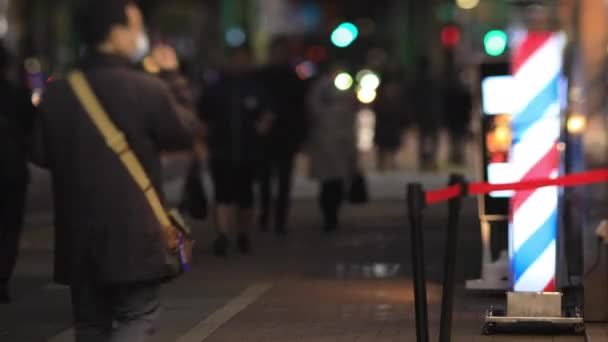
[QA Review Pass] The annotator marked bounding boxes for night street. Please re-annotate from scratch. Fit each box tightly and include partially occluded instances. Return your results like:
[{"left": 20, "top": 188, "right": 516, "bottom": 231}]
[
  {"left": 2, "top": 163, "right": 607, "bottom": 341},
  {"left": 1, "top": 1, "right": 608, "bottom": 341}
]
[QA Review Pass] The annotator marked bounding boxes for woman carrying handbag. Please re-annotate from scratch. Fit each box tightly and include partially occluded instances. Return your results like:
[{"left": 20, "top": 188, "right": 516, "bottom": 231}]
[{"left": 307, "top": 65, "right": 368, "bottom": 232}]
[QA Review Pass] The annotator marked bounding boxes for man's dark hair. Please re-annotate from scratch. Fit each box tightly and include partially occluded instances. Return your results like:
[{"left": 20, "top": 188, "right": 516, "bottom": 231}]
[{"left": 74, "top": 0, "right": 133, "bottom": 47}]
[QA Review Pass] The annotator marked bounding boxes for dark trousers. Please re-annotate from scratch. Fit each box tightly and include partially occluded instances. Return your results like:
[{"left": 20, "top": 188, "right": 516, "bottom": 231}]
[
  {"left": 0, "top": 182, "right": 27, "bottom": 285},
  {"left": 419, "top": 127, "right": 439, "bottom": 169},
  {"left": 70, "top": 275, "right": 161, "bottom": 342},
  {"left": 258, "top": 153, "right": 295, "bottom": 231},
  {"left": 448, "top": 127, "right": 468, "bottom": 165},
  {"left": 319, "top": 179, "right": 345, "bottom": 228}
]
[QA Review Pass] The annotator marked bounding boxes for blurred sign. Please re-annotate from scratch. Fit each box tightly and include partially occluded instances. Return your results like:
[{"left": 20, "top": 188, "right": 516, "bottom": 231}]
[
  {"left": 509, "top": 32, "right": 566, "bottom": 293},
  {"left": 259, "top": 0, "right": 320, "bottom": 34},
  {"left": 480, "top": 62, "right": 513, "bottom": 215},
  {"left": 482, "top": 76, "right": 516, "bottom": 115}
]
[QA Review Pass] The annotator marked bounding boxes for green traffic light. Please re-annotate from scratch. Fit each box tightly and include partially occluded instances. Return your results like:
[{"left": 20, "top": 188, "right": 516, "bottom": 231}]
[{"left": 484, "top": 30, "right": 508, "bottom": 56}]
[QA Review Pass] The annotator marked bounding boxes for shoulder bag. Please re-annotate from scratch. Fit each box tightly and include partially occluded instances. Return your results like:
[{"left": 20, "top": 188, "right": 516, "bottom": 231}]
[{"left": 67, "top": 70, "right": 194, "bottom": 279}]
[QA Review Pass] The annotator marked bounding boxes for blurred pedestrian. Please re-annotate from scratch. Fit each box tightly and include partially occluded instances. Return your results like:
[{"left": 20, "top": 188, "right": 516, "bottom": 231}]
[
  {"left": 0, "top": 42, "right": 36, "bottom": 303},
  {"left": 199, "top": 46, "right": 274, "bottom": 257},
  {"left": 411, "top": 57, "right": 441, "bottom": 170},
  {"left": 442, "top": 72, "right": 472, "bottom": 165},
  {"left": 256, "top": 37, "right": 308, "bottom": 235},
  {"left": 307, "top": 66, "right": 357, "bottom": 232},
  {"left": 29, "top": 1, "right": 199, "bottom": 341},
  {"left": 373, "top": 69, "right": 407, "bottom": 171}
]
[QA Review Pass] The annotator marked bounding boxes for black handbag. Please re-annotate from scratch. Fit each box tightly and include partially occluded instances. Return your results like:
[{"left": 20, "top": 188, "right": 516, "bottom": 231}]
[
  {"left": 348, "top": 173, "right": 369, "bottom": 204},
  {"left": 179, "top": 160, "right": 208, "bottom": 220}
]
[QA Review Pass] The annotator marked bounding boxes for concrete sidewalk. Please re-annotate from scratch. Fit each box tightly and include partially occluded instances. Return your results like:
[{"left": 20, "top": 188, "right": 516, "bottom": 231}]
[
  {"left": 6, "top": 197, "right": 605, "bottom": 341},
  {"left": 9, "top": 158, "right": 608, "bottom": 341}
]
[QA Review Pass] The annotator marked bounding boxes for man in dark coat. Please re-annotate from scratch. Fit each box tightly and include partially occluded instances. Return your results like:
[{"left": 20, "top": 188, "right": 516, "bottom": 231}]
[
  {"left": 29, "top": 1, "right": 199, "bottom": 341},
  {"left": 442, "top": 72, "right": 472, "bottom": 165},
  {"left": 199, "top": 46, "right": 274, "bottom": 256},
  {"left": 373, "top": 68, "right": 407, "bottom": 171},
  {"left": 0, "top": 42, "right": 36, "bottom": 303},
  {"left": 255, "top": 37, "right": 307, "bottom": 235}
]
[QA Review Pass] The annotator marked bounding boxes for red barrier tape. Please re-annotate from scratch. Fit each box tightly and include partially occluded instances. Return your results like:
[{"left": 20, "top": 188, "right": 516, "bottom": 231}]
[{"left": 425, "top": 169, "right": 608, "bottom": 206}]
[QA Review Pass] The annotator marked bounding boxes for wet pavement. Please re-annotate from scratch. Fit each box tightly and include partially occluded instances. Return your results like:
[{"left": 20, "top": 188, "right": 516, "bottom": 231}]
[{"left": 2, "top": 163, "right": 607, "bottom": 341}]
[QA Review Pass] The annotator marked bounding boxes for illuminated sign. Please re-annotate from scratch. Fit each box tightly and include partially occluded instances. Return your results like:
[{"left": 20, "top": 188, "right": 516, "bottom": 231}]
[
  {"left": 509, "top": 32, "right": 565, "bottom": 293},
  {"left": 482, "top": 76, "right": 515, "bottom": 198}
]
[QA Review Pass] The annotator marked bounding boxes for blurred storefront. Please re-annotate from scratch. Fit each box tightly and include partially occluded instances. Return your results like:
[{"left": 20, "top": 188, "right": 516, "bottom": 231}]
[{"left": 578, "top": 0, "right": 608, "bottom": 166}]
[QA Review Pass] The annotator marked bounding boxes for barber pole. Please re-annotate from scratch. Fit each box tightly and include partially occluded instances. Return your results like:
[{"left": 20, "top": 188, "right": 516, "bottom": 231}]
[{"left": 509, "top": 32, "right": 566, "bottom": 292}]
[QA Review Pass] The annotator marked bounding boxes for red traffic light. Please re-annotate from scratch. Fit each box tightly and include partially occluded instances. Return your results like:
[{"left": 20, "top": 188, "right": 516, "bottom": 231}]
[{"left": 441, "top": 25, "right": 461, "bottom": 48}]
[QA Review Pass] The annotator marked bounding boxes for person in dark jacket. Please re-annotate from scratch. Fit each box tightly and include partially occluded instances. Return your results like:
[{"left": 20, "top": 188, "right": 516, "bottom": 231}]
[
  {"left": 442, "top": 72, "right": 472, "bottom": 165},
  {"left": 411, "top": 57, "right": 441, "bottom": 170},
  {"left": 0, "top": 42, "right": 36, "bottom": 303},
  {"left": 373, "top": 68, "right": 407, "bottom": 171},
  {"left": 29, "top": 1, "right": 199, "bottom": 341},
  {"left": 199, "top": 46, "right": 273, "bottom": 257},
  {"left": 256, "top": 37, "right": 307, "bottom": 235}
]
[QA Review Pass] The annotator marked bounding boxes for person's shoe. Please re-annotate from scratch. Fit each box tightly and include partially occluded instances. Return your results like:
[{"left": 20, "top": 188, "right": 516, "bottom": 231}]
[
  {"left": 0, "top": 283, "right": 9, "bottom": 304},
  {"left": 236, "top": 234, "right": 251, "bottom": 254},
  {"left": 213, "top": 234, "right": 229, "bottom": 257}
]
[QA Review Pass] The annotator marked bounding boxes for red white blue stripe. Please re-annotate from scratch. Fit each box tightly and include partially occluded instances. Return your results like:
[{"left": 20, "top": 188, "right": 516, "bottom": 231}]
[{"left": 509, "top": 32, "right": 565, "bottom": 293}]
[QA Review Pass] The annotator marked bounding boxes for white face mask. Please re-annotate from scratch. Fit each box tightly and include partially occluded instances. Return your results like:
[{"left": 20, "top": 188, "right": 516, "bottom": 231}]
[{"left": 131, "top": 31, "right": 150, "bottom": 63}]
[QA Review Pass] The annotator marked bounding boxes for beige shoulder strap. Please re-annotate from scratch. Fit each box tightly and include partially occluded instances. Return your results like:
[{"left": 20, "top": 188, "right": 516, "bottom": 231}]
[{"left": 67, "top": 70, "right": 171, "bottom": 228}]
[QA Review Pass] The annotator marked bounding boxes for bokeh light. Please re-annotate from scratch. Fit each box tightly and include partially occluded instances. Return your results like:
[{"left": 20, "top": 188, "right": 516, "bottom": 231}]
[
  {"left": 484, "top": 30, "right": 508, "bottom": 56},
  {"left": 295, "top": 61, "right": 316, "bottom": 80},
  {"left": 225, "top": 27, "right": 246, "bottom": 47},
  {"left": 567, "top": 114, "right": 586, "bottom": 134},
  {"left": 456, "top": 0, "right": 480, "bottom": 10},
  {"left": 334, "top": 72, "right": 354, "bottom": 91},
  {"left": 360, "top": 73, "right": 380, "bottom": 90},
  {"left": 356, "top": 69, "right": 372, "bottom": 83},
  {"left": 331, "top": 22, "right": 359, "bottom": 48},
  {"left": 31, "top": 90, "right": 42, "bottom": 107},
  {"left": 357, "top": 87, "right": 377, "bottom": 104},
  {"left": 357, "top": 108, "right": 376, "bottom": 152}
]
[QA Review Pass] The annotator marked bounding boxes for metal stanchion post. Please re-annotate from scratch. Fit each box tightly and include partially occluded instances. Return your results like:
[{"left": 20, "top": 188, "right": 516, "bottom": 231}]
[
  {"left": 407, "top": 183, "right": 429, "bottom": 342},
  {"left": 439, "top": 174, "right": 466, "bottom": 342}
]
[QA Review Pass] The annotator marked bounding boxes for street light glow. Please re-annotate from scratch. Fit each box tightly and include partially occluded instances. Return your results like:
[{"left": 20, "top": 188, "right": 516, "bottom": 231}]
[
  {"left": 360, "top": 73, "right": 380, "bottom": 90},
  {"left": 334, "top": 72, "right": 354, "bottom": 91},
  {"left": 357, "top": 87, "right": 377, "bottom": 104},
  {"left": 331, "top": 22, "right": 359, "bottom": 48},
  {"left": 456, "top": 0, "right": 480, "bottom": 10},
  {"left": 484, "top": 30, "right": 508, "bottom": 56},
  {"left": 567, "top": 114, "right": 586, "bottom": 134},
  {"left": 356, "top": 69, "right": 373, "bottom": 82}
]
